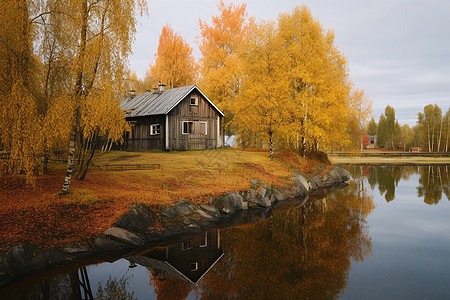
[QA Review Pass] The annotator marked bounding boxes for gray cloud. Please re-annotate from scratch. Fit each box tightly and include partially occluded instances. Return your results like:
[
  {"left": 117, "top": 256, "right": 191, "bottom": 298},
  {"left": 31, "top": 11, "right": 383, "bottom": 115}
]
[{"left": 129, "top": 0, "right": 450, "bottom": 125}]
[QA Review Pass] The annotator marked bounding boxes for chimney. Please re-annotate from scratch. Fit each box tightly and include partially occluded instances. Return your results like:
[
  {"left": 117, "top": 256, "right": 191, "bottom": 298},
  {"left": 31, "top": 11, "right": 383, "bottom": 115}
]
[
  {"left": 129, "top": 89, "right": 136, "bottom": 99},
  {"left": 158, "top": 83, "right": 166, "bottom": 93},
  {"left": 153, "top": 87, "right": 159, "bottom": 94}
]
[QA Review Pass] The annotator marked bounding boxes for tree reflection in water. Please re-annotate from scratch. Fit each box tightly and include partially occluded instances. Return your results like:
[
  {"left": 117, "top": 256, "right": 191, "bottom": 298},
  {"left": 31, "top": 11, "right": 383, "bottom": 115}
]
[
  {"left": 417, "top": 165, "right": 450, "bottom": 205},
  {"left": 348, "top": 165, "right": 449, "bottom": 205},
  {"left": 198, "top": 179, "right": 374, "bottom": 300},
  {"left": 3, "top": 266, "right": 136, "bottom": 300},
  {"left": 5, "top": 165, "right": 449, "bottom": 299}
]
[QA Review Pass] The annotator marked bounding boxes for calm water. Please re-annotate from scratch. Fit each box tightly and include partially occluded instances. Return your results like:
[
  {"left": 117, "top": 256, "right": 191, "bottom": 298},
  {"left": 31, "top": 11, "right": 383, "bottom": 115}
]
[{"left": 1, "top": 165, "right": 450, "bottom": 299}]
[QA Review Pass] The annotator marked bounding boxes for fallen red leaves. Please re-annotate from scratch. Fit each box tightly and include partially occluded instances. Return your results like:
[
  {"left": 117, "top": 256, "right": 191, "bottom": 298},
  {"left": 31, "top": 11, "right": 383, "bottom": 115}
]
[{"left": 0, "top": 150, "right": 324, "bottom": 255}]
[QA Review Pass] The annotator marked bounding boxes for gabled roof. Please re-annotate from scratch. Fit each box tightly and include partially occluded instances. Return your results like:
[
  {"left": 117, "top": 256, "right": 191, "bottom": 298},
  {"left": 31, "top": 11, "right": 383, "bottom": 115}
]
[
  {"left": 127, "top": 252, "right": 225, "bottom": 285},
  {"left": 120, "top": 85, "right": 225, "bottom": 118}
]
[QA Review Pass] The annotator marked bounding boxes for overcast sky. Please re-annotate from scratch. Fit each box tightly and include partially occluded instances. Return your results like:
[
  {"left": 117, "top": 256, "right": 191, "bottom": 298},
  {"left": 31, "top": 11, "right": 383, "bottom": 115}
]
[{"left": 129, "top": 0, "right": 450, "bottom": 126}]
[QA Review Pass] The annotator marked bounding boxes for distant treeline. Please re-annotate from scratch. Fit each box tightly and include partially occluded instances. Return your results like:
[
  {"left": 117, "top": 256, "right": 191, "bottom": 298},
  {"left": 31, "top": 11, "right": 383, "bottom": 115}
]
[{"left": 366, "top": 104, "right": 450, "bottom": 152}]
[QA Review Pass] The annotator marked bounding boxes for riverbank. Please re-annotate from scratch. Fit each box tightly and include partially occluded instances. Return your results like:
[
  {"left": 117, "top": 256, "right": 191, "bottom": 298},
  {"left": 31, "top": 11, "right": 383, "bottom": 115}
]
[
  {"left": 0, "top": 149, "right": 327, "bottom": 254},
  {"left": 0, "top": 149, "right": 351, "bottom": 287},
  {"left": 330, "top": 153, "right": 450, "bottom": 165}
]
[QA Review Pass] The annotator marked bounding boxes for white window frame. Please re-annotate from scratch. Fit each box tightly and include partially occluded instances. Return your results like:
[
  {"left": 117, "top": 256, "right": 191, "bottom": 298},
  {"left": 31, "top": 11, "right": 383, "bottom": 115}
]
[
  {"left": 150, "top": 124, "right": 160, "bottom": 135},
  {"left": 190, "top": 96, "right": 198, "bottom": 106},
  {"left": 182, "top": 239, "right": 193, "bottom": 251},
  {"left": 200, "top": 121, "right": 207, "bottom": 136},
  {"left": 200, "top": 232, "right": 207, "bottom": 247},
  {"left": 190, "top": 262, "right": 199, "bottom": 272},
  {"left": 182, "top": 121, "right": 194, "bottom": 135}
]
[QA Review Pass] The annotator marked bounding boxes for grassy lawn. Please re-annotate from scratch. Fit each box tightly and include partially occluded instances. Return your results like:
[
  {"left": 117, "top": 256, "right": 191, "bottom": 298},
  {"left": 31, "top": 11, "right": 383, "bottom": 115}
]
[{"left": 0, "top": 149, "right": 326, "bottom": 253}]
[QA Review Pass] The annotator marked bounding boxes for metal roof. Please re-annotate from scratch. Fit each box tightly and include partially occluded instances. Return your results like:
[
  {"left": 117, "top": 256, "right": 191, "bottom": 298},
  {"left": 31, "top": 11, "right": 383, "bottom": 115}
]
[{"left": 120, "top": 85, "right": 225, "bottom": 118}]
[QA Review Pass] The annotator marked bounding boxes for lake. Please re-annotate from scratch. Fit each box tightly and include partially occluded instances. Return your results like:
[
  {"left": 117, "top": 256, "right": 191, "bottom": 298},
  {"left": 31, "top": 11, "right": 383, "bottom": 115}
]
[{"left": 1, "top": 165, "right": 449, "bottom": 299}]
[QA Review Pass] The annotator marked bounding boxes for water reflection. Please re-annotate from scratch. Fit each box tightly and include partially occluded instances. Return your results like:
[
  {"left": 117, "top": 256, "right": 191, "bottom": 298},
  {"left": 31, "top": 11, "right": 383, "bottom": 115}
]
[
  {"left": 197, "top": 181, "right": 374, "bottom": 299},
  {"left": 3, "top": 267, "right": 136, "bottom": 300},
  {"left": 1, "top": 179, "right": 375, "bottom": 300},
  {"left": 347, "top": 165, "right": 450, "bottom": 204},
  {"left": 96, "top": 275, "right": 136, "bottom": 300},
  {"left": 129, "top": 230, "right": 223, "bottom": 285}
]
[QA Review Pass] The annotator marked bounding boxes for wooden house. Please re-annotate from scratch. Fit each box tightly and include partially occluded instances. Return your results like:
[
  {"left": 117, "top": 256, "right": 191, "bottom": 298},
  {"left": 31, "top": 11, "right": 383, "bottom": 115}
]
[
  {"left": 127, "top": 229, "right": 224, "bottom": 285},
  {"left": 120, "top": 84, "right": 224, "bottom": 151}
]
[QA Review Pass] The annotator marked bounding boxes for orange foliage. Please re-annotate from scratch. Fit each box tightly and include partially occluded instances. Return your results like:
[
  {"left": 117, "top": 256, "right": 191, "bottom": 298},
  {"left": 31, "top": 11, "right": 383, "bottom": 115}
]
[
  {"left": 149, "top": 24, "right": 197, "bottom": 88},
  {"left": 150, "top": 272, "right": 192, "bottom": 300},
  {"left": 0, "top": 149, "right": 325, "bottom": 254}
]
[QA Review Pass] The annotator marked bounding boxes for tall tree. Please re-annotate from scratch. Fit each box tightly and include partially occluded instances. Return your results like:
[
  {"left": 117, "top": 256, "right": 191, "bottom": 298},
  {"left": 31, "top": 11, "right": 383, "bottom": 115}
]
[
  {"left": 367, "top": 118, "right": 378, "bottom": 136},
  {"left": 349, "top": 88, "right": 372, "bottom": 151},
  {"left": 278, "top": 6, "right": 353, "bottom": 153},
  {"left": 61, "top": 0, "right": 147, "bottom": 193},
  {"left": 376, "top": 114, "right": 387, "bottom": 148},
  {"left": 198, "top": 0, "right": 251, "bottom": 135},
  {"left": 235, "top": 21, "right": 290, "bottom": 158},
  {"left": 148, "top": 24, "right": 197, "bottom": 89},
  {"left": 418, "top": 104, "right": 443, "bottom": 152},
  {"left": 0, "top": 0, "right": 43, "bottom": 179},
  {"left": 376, "top": 105, "right": 400, "bottom": 149},
  {"left": 400, "top": 124, "right": 415, "bottom": 151},
  {"left": 444, "top": 108, "right": 450, "bottom": 152}
]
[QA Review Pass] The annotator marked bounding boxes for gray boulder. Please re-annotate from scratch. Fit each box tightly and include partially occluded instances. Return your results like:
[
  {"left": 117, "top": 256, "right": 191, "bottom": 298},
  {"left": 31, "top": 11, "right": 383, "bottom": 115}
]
[
  {"left": 311, "top": 176, "right": 322, "bottom": 188},
  {"left": 200, "top": 204, "right": 221, "bottom": 219},
  {"left": 94, "top": 236, "right": 135, "bottom": 251},
  {"left": 272, "top": 186, "right": 290, "bottom": 202},
  {"left": 334, "top": 167, "right": 351, "bottom": 181},
  {"left": 160, "top": 201, "right": 196, "bottom": 219},
  {"left": 195, "top": 209, "right": 217, "bottom": 222},
  {"left": 290, "top": 174, "right": 310, "bottom": 193},
  {"left": 62, "top": 243, "right": 89, "bottom": 254},
  {"left": 292, "top": 187, "right": 306, "bottom": 197},
  {"left": 254, "top": 187, "right": 272, "bottom": 208},
  {"left": 212, "top": 191, "right": 247, "bottom": 214},
  {"left": 102, "top": 227, "right": 145, "bottom": 246},
  {"left": 114, "top": 203, "right": 157, "bottom": 233}
]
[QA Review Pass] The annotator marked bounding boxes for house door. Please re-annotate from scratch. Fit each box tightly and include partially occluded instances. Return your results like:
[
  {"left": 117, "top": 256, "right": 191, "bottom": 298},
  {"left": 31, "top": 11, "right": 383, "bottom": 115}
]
[
  {"left": 182, "top": 121, "right": 208, "bottom": 150},
  {"left": 191, "top": 121, "right": 207, "bottom": 150}
]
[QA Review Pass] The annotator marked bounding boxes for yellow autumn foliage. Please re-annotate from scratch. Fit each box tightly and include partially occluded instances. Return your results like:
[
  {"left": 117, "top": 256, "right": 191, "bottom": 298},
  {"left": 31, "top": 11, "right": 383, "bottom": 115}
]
[
  {"left": 148, "top": 24, "right": 198, "bottom": 89},
  {"left": 233, "top": 6, "right": 372, "bottom": 154},
  {"left": 198, "top": 0, "right": 253, "bottom": 133},
  {"left": 0, "top": 0, "right": 147, "bottom": 184}
]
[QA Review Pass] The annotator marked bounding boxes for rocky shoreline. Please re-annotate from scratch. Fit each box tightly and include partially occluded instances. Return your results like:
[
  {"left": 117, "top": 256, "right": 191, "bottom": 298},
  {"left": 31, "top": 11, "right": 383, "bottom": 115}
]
[{"left": 0, "top": 166, "right": 350, "bottom": 287}]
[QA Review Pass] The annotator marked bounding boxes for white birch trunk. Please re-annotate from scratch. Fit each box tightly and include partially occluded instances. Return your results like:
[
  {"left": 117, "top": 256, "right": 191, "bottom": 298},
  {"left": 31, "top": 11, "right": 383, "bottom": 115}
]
[{"left": 61, "top": 137, "right": 75, "bottom": 194}]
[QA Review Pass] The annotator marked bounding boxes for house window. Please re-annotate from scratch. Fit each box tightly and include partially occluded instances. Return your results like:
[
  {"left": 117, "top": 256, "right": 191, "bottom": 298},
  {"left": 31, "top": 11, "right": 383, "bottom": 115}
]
[
  {"left": 200, "top": 232, "right": 207, "bottom": 247},
  {"left": 200, "top": 121, "right": 207, "bottom": 136},
  {"left": 182, "top": 239, "right": 193, "bottom": 251},
  {"left": 190, "top": 262, "right": 198, "bottom": 272},
  {"left": 190, "top": 96, "right": 198, "bottom": 106},
  {"left": 150, "top": 124, "right": 160, "bottom": 135},
  {"left": 182, "top": 121, "right": 194, "bottom": 134}
]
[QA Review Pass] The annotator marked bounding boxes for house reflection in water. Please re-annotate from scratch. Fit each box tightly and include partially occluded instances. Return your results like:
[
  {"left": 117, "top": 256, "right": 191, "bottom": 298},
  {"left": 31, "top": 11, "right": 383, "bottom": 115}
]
[{"left": 127, "top": 229, "right": 224, "bottom": 285}]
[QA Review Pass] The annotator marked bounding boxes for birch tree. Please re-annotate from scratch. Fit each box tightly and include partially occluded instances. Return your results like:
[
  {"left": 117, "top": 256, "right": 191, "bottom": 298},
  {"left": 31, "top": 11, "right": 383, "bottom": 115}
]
[
  {"left": 278, "top": 6, "right": 353, "bottom": 153},
  {"left": 418, "top": 104, "right": 443, "bottom": 152},
  {"left": 444, "top": 108, "right": 450, "bottom": 152},
  {"left": 0, "top": 0, "right": 43, "bottom": 179},
  {"left": 235, "top": 21, "right": 291, "bottom": 158},
  {"left": 61, "top": 0, "right": 147, "bottom": 193}
]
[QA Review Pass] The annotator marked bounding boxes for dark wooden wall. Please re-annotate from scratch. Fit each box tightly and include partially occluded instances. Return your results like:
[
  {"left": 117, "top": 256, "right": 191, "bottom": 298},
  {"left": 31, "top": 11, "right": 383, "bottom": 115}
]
[
  {"left": 166, "top": 229, "right": 222, "bottom": 283},
  {"left": 168, "top": 91, "right": 221, "bottom": 151},
  {"left": 124, "top": 115, "right": 166, "bottom": 151}
]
